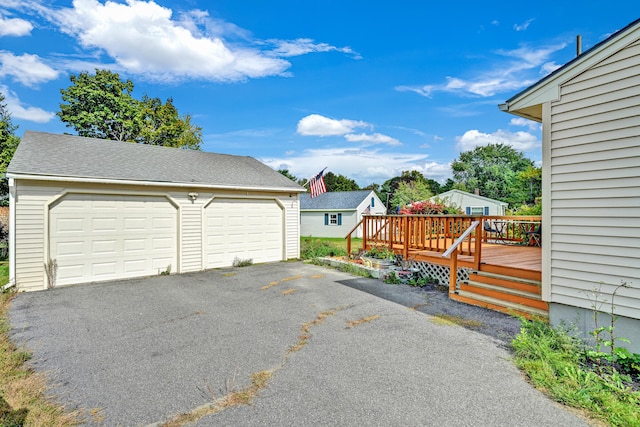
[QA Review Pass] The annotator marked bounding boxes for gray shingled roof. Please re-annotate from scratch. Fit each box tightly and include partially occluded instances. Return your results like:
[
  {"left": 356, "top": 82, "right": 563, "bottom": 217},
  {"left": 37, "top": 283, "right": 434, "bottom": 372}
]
[
  {"left": 300, "top": 190, "right": 373, "bottom": 210},
  {"left": 8, "top": 131, "right": 303, "bottom": 191}
]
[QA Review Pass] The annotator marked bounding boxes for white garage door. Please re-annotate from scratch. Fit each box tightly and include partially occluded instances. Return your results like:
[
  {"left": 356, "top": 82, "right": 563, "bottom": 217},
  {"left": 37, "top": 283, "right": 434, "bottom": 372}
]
[
  {"left": 205, "top": 198, "right": 283, "bottom": 269},
  {"left": 49, "top": 194, "right": 177, "bottom": 286}
]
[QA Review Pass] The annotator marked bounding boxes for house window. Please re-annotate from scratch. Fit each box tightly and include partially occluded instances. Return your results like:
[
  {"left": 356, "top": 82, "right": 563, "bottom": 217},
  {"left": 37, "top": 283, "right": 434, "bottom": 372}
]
[
  {"left": 467, "top": 206, "right": 486, "bottom": 215},
  {"left": 371, "top": 197, "right": 375, "bottom": 208},
  {"left": 324, "top": 213, "right": 342, "bottom": 226}
]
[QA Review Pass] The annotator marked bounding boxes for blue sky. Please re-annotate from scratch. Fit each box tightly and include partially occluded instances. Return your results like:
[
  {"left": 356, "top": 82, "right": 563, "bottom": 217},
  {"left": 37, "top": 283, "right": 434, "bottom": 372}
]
[{"left": 0, "top": 1, "right": 635, "bottom": 186}]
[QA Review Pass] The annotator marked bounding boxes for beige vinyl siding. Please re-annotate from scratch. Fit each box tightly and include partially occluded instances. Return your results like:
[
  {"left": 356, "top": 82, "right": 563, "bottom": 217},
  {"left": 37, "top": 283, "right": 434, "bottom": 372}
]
[
  {"left": 12, "top": 180, "right": 300, "bottom": 291},
  {"left": 548, "top": 39, "right": 640, "bottom": 318},
  {"left": 283, "top": 194, "right": 299, "bottom": 259},
  {"left": 14, "top": 182, "right": 64, "bottom": 291},
  {"left": 179, "top": 200, "right": 202, "bottom": 272}
]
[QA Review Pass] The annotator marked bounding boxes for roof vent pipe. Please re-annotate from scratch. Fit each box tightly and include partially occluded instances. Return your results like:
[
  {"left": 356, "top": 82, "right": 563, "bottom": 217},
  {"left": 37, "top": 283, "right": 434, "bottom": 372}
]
[{"left": 576, "top": 35, "right": 582, "bottom": 56}]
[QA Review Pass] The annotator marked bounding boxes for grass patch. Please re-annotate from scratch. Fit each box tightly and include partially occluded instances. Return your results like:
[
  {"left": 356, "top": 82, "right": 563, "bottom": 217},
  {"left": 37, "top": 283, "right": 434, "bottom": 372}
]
[
  {"left": 512, "top": 318, "right": 640, "bottom": 427},
  {"left": 0, "top": 290, "right": 81, "bottom": 426},
  {"left": 0, "top": 262, "right": 8, "bottom": 287},
  {"left": 160, "top": 370, "right": 274, "bottom": 427},
  {"left": 300, "top": 237, "right": 362, "bottom": 259},
  {"left": 431, "top": 314, "right": 484, "bottom": 329}
]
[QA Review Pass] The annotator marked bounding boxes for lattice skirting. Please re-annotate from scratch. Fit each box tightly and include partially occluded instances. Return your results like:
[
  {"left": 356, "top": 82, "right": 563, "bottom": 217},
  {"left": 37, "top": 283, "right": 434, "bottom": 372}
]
[{"left": 410, "top": 261, "right": 470, "bottom": 287}]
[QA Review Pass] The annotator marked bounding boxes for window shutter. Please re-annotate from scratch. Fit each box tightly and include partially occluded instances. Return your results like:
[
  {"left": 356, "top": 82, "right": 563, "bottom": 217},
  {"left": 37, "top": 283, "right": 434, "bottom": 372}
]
[
  {"left": 338, "top": 213, "right": 342, "bottom": 226},
  {"left": 324, "top": 213, "right": 329, "bottom": 225},
  {"left": 484, "top": 206, "right": 489, "bottom": 215},
  {"left": 465, "top": 207, "right": 471, "bottom": 215}
]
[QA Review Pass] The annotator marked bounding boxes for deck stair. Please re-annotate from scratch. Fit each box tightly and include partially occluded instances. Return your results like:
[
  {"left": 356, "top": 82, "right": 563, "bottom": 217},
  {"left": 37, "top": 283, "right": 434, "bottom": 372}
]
[{"left": 450, "top": 270, "right": 548, "bottom": 319}]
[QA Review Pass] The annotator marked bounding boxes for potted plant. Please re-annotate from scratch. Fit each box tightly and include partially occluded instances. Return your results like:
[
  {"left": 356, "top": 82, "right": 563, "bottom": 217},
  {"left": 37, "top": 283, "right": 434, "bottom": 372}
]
[{"left": 360, "top": 245, "right": 396, "bottom": 269}]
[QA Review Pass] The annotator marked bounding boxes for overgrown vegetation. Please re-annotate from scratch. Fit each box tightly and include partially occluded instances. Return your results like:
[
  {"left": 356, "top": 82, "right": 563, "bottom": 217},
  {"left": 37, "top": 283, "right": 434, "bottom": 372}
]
[
  {"left": 0, "top": 290, "right": 80, "bottom": 426},
  {"left": 232, "top": 257, "right": 253, "bottom": 268},
  {"left": 512, "top": 317, "right": 640, "bottom": 427},
  {"left": 300, "top": 237, "right": 353, "bottom": 259}
]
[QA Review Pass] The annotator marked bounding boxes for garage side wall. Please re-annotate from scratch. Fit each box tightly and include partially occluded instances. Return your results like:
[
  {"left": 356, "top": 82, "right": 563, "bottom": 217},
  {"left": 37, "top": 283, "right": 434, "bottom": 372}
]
[{"left": 11, "top": 180, "right": 300, "bottom": 291}]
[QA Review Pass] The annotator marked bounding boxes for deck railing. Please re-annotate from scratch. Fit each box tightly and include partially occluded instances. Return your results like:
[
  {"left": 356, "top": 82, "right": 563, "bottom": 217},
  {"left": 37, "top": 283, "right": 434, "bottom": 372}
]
[
  {"left": 482, "top": 216, "right": 541, "bottom": 244},
  {"left": 346, "top": 214, "right": 542, "bottom": 261}
]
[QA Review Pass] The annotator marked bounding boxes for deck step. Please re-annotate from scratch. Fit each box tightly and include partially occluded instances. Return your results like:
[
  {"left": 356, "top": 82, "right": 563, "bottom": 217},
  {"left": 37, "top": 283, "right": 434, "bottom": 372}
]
[
  {"left": 451, "top": 290, "right": 549, "bottom": 319},
  {"left": 460, "top": 281, "right": 547, "bottom": 311},
  {"left": 469, "top": 270, "right": 541, "bottom": 286}
]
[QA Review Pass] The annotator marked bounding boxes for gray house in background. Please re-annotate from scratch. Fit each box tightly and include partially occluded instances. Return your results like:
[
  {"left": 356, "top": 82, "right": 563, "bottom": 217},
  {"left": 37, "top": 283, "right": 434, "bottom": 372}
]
[
  {"left": 431, "top": 189, "right": 508, "bottom": 216},
  {"left": 300, "top": 190, "right": 386, "bottom": 238},
  {"left": 500, "top": 18, "right": 640, "bottom": 351}
]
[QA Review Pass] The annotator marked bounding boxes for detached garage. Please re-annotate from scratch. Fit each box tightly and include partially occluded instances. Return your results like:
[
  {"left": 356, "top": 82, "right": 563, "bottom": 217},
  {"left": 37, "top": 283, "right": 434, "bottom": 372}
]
[{"left": 7, "top": 131, "right": 304, "bottom": 291}]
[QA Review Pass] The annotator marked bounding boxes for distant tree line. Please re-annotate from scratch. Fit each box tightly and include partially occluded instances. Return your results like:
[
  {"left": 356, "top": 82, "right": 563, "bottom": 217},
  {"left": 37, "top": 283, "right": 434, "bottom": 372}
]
[{"left": 280, "top": 143, "right": 542, "bottom": 214}]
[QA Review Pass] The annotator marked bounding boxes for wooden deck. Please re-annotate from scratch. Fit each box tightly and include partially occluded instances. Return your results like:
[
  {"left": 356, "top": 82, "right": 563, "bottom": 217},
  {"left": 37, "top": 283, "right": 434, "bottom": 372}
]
[
  {"left": 407, "top": 241, "right": 541, "bottom": 272},
  {"left": 348, "top": 215, "right": 546, "bottom": 317}
]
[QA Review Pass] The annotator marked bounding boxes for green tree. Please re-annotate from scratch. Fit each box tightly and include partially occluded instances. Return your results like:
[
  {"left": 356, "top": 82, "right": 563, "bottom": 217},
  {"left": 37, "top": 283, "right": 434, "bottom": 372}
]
[
  {"left": 0, "top": 93, "right": 20, "bottom": 205},
  {"left": 450, "top": 144, "right": 534, "bottom": 206},
  {"left": 58, "top": 69, "right": 202, "bottom": 149},
  {"left": 390, "top": 180, "right": 433, "bottom": 211},
  {"left": 138, "top": 96, "right": 201, "bottom": 149},
  {"left": 323, "top": 172, "right": 359, "bottom": 192},
  {"left": 58, "top": 69, "right": 139, "bottom": 141},
  {"left": 517, "top": 165, "right": 542, "bottom": 205},
  {"left": 381, "top": 170, "right": 431, "bottom": 210}
]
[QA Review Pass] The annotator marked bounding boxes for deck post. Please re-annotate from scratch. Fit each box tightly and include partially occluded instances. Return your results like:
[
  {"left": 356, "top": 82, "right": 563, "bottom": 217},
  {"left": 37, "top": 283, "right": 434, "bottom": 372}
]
[
  {"left": 449, "top": 246, "right": 458, "bottom": 294},
  {"left": 362, "top": 217, "right": 368, "bottom": 250},
  {"left": 403, "top": 216, "right": 409, "bottom": 260},
  {"left": 473, "top": 220, "right": 482, "bottom": 270}
]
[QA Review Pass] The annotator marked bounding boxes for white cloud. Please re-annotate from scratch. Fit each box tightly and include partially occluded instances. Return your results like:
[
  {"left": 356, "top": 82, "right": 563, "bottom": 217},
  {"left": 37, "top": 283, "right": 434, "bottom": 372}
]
[
  {"left": 344, "top": 132, "right": 401, "bottom": 146},
  {"left": 46, "top": 0, "right": 289, "bottom": 82},
  {"left": 0, "top": 85, "right": 55, "bottom": 123},
  {"left": 397, "top": 42, "right": 566, "bottom": 98},
  {"left": 513, "top": 18, "right": 534, "bottom": 32},
  {"left": 297, "top": 114, "right": 369, "bottom": 136},
  {"left": 510, "top": 117, "right": 540, "bottom": 131},
  {"left": 540, "top": 61, "right": 561, "bottom": 76},
  {"left": 267, "top": 38, "right": 361, "bottom": 59},
  {"left": 262, "top": 147, "right": 450, "bottom": 185},
  {"left": 456, "top": 129, "right": 540, "bottom": 152},
  {"left": 0, "top": 15, "right": 33, "bottom": 36},
  {"left": 0, "top": 51, "right": 60, "bottom": 86}
]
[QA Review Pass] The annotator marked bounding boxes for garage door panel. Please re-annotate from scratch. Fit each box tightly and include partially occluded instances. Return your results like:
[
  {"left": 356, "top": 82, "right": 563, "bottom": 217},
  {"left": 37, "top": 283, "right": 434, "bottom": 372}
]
[
  {"left": 50, "top": 194, "right": 177, "bottom": 286},
  {"left": 205, "top": 198, "right": 283, "bottom": 269},
  {"left": 92, "top": 240, "right": 117, "bottom": 255},
  {"left": 55, "top": 218, "right": 85, "bottom": 233}
]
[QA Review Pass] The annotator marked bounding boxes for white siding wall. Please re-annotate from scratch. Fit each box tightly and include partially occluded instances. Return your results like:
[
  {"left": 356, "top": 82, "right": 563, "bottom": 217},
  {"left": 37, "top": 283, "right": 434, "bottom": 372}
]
[
  {"left": 12, "top": 180, "right": 300, "bottom": 291},
  {"left": 300, "top": 211, "right": 357, "bottom": 238},
  {"left": 548, "top": 39, "right": 640, "bottom": 319}
]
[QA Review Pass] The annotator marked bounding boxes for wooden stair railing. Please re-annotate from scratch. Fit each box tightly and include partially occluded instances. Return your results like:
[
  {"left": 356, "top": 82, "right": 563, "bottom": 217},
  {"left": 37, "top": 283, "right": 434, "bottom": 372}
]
[
  {"left": 441, "top": 220, "right": 481, "bottom": 294},
  {"left": 345, "top": 218, "right": 364, "bottom": 257}
]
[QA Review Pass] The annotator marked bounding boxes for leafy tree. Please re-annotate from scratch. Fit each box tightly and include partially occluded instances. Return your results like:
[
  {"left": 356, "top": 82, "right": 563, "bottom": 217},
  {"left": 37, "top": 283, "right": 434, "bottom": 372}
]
[
  {"left": 517, "top": 165, "right": 542, "bottom": 205},
  {"left": 138, "top": 96, "right": 201, "bottom": 149},
  {"left": 58, "top": 69, "right": 202, "bottom": 149},
  {"left": 450, "top": 144, "right": 534, "bottom": 207},
  {"left": 381, "top": 170, "right": 430, "bottom": 210},
  {"left": 323, "top": 172, "right": 359, "bottom": 192},
  {"left": 0, "top": 93, "right": 20, "bottom": 205},
  {"left": 58, "top": 69, "right": 139, "bottom": 141},
  {"left": 390, "top": 180, "right": 432, "bottom": 211}
]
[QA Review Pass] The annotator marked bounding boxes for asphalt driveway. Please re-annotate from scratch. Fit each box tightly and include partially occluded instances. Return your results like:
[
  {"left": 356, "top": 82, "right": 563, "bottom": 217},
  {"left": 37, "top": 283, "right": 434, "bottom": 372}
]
[{"left": 10, "top": 262, "right": 590, "bottom": 426}]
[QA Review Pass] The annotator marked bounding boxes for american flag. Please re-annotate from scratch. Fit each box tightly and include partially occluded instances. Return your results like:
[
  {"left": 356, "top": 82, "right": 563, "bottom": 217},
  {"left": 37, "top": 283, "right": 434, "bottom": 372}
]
[
  {"left": 309, "top": 169, "right": 327, "bottom": 198},
  {"left": 364, "top": 204, "right": 371, "bottom": 214}
]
